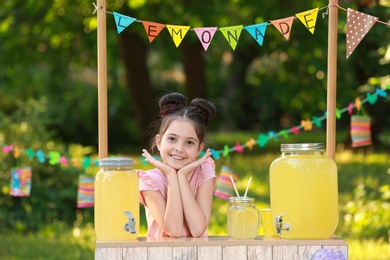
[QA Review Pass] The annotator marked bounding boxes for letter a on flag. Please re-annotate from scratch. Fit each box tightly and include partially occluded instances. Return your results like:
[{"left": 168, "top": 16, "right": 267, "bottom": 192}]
[
  {"left": 166, "top": 25, "right": 190, "bottom": 48},
  {"left": 270, "top": 16, "right": 295, "bottom": 40},
  {"left": 113, "top": 12, "right": 136, "bottom": 34},
  {"left": 244, "top": 22, "right": 268, "bottom": 46},
  {"left": 295, "top": 8, "right": 319, "bottom": 34}
]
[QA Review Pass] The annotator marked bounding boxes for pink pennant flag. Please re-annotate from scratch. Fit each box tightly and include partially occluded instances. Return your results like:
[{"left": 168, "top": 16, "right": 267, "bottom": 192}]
[
  {"left": 142, "top": 21, "right": 165, "bottom": 43},
  {"left": 194, "top": 27, "right": 218, "bottom": 51},
  {"left": 270, "top": 16, "right": 295, "bottom": 40},
  {"left": 346, "top": 8, "right": 378, "bottom": 59}
]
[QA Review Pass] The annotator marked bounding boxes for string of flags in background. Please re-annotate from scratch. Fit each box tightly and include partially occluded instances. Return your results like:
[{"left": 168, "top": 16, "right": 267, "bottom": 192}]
[
  {"left": 94, "top": 3, "right": 390, "bottom": 58},
  {"left": 5, "top": 86, "right": 389, "bottom": 202},
  {"left": 1, "top": 86, "right": 389, "bottom": 171}
]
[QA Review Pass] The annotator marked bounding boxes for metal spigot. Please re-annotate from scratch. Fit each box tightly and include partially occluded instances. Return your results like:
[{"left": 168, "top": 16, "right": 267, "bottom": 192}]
[
  {"left": 275, "top": 214, "right": 290, "bottom": 236},
  {"left": 124, "top": 211, "right": 136, "bottom": 234}
]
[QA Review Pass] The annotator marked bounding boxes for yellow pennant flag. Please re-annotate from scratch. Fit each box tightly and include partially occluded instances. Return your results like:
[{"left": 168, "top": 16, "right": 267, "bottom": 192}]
[
  {"left": 295, "top": 8, "right": 319, "bottom": 34},
  {"left": 166, "top": 25, "right": 190, "bottom": 48},
  {"left": 220, "top": 25, "right": 243, "bottom": 50}
]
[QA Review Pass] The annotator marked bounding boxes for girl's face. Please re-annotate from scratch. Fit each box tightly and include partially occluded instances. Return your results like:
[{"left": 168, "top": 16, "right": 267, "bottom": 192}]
[{"left": 156, "top": 120, "right": 204, "bottom": 170}]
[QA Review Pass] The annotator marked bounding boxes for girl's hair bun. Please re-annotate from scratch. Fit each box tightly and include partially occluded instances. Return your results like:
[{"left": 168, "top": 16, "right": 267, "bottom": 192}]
[
  {"left": 189, "top": 98, "right": 216, "bottom": 126},
  {"left": 159, "top": 93, "right": 187, "bottom": 116}
]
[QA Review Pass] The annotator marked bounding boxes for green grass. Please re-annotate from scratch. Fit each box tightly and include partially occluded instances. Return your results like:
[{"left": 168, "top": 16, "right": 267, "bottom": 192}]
[{"left": 1, "top": 130, "right": 389, "bottom": 259}]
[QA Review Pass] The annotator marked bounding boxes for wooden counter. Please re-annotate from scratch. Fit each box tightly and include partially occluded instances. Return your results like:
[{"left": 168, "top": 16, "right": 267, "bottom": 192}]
[{"left": 95, "top": 235, "right": 348, "bottom": 259}]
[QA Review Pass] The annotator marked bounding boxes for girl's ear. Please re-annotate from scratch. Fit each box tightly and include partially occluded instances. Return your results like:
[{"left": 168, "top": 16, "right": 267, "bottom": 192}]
[
  {"left": 156, "top": 134, "right": 162, "bottom": 151},
  {"left": 198, "top": 142, "right": 205, "bottom": 154}
]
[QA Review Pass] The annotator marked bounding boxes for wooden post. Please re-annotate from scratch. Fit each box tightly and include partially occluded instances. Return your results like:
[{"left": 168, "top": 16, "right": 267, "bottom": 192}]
[
  {"left": 97, "top": 0, "right": 108, "bottom": 159},
  {"left": 326, "top": 0, "right": 338, "bottom": 160}
]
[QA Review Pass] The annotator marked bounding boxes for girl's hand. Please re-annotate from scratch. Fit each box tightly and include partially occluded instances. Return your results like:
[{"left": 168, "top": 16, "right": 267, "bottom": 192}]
[
  {"left": 178, "top": 148, "right": 211, "bottom": 177},
  {"left": 142, "top": 149, "right": 176, "bottom": 177}
]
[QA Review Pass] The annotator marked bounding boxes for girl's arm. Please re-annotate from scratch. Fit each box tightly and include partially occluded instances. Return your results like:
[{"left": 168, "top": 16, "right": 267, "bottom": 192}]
[
  {"left": 141, "top": 149, "right": 184, "bottom": 237},
  {"left": 177, "top": 149, "right": 215, "bottom": 237}
]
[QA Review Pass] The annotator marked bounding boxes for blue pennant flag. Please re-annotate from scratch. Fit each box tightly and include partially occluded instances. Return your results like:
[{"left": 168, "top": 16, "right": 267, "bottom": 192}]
[
  {"left": 244, "top": 22, "right": 267, "bottom": 46},
  {"left": 113, "top": 12, "right": 136, "bottom": 34}
]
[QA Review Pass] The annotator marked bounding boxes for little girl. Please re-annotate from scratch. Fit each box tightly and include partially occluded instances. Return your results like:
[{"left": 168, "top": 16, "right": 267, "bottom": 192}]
[{"left": 137, "top": 93, "right": 216, "bottom": 237}]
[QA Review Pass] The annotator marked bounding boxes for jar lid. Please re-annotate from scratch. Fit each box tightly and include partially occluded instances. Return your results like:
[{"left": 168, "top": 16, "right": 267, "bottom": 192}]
[
  {"left": 99, "top": 157, "right": 134, "bottom": 167},
  {"left": 281, "top": 143, "right": 324, "bottom": 151},
  {"left": 233, "top": 197, "right": 255, "bottom": 203}
]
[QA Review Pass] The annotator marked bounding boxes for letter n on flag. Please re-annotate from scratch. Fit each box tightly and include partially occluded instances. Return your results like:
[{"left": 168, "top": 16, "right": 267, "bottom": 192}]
[
  {"left": 113, "top": 12, "right": 136, "bottom": 34},
  {"left": 142, "top": 21, "right": 166, "bottom": 43},
  {"left": 270, "top": 16, "right": 295, "bottom": 40}
]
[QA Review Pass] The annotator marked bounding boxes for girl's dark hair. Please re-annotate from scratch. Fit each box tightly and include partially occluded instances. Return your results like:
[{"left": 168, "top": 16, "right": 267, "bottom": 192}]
[{"left": 150, "top": 93, "right": 215, "bottom": 151}]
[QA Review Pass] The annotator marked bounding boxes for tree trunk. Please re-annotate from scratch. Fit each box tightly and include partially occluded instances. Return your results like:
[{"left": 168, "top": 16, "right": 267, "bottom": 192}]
[
  {"left": 117, "top": 31, "right": 156, "bottom": 142},
  {"left": 182, "top": 41, "right": 207, "bottom": 100}
]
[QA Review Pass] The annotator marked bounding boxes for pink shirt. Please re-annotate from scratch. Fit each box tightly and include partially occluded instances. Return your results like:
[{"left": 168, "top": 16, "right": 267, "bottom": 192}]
[{"left": 136, "top": 158, "right": 216, "bottom": 237}]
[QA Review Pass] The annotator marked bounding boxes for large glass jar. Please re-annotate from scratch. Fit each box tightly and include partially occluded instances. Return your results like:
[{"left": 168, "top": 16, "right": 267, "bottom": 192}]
[
  {"left": 227, "top": 196, "right": 239, "bottom": 237},
  {"left": 228, "top": 197, "right": 260, "bottom": 239},
  {"left": 94, "top": 157, "right": 139, "bottom": 241},
  {"left": 269, "top": 143, "right": 339, "bottom": 239}
]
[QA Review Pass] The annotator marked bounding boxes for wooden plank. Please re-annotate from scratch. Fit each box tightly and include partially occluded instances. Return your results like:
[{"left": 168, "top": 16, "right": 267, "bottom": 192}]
[
  {"left": 298, "top": 245, "right": 322, "bottom": 260},
  {"left": 198, "top": 246, "right": 222, "bottom": 260},
  {"left": 147, "top": 246, "right": 172, "bottom": 260},
  {"left": 272, "top": 245, "right": 298, "bottom": 260},
  {"left": 248, "top": 245, "right": 273, "bottom": 259},
  {"left": 222, "top": 246, "right": 247, "bottom": 260},
  {"left": 173, "top": 246, "right": 197, "bottom": 259},
  {"left": 95, "top": 247, "right": 122, "bottom": 260},
  {"left": 123, "top": 247, "right": 148, "bottom": 260}
]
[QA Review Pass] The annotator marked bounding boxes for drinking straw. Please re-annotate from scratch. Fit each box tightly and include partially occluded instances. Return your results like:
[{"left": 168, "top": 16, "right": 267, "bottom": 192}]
[
  {"left": 243, "top": 177, "right": 252, "bottom": 198},
  {"left": 230, "top": 175, "right": 240, "bottom": 197}
]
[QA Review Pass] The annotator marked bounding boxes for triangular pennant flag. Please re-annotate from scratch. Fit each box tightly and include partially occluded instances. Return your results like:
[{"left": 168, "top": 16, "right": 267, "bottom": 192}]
[
  {"left": 295, "top": 8, "right": 319, "bottom": 34},
  {"left": 220, "top": 25, "right": 244, "bottom": 50},
  {"left": 270, "top": 16, "right": 295, "bottom": 40},
  {"left": 142, "top": 21, "right": 166, "bottom": 43},
  {"left": 244, "top": 22, "right": 268, "bottom": 46},
  {"left": 113, "top": 12, "right": 136, "bottom": 34},
  {"left": 346, "top": 8, "right": 378, "bottom": 59},
  {"left": 166, "top": 25, "right": 190, "bottom": 48},
  {"left": 194, "top": 27, "right": 218, "bottom": 51}
]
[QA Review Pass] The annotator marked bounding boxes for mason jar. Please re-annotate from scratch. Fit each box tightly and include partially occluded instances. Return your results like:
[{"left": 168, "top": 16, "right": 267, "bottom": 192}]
[
  {"left": 228, "top": 197, "right": 260, "bottom": 239},
  {"left": 94, "top": 157, "right": 139, "bottom": 241},
  {"left": 269, "top": 143, "right": 339, "bottom": 239}
]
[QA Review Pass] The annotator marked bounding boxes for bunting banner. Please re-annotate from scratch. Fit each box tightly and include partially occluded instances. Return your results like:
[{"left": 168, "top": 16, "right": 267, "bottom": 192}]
[
  {"left": 194, "top": 27, "right": 218, "bottom": 51},
  {"left": 106, "top": 3, "right": 389, "bottom": 58},
  {"left": 350, "top": 115, "right": 372, "bottom": 147},
  {"left": 77, "top": 174, "right": 94, "bottom": 208},
  {"left": 113, "top": 12, "right": 136, "bottom": 34},
  {"left": 295, "top": 8, "right": 319, "bottom": 34},
  {"left": 10, "top": 166, "right": 32, "bottom": 197},
  {"left": 346, "top": 8, "right": 378, "bottom": 59},
  {"left": 244, "top": 22, "right": 268, "bottom": 46},
  {"left": 270, "top": 16, "right": 295, "bottom": 40},
  {"left": 166, "top": 25, "right": 190, "bottom": 48},
  {"left": 1, "top": 85, "right": 388, "bottom": 170},
  {"left": 220, "top": 25, "right": 244, "bottom": 50},
  {"left": 142, "top": 21, "right": 166, "bottom": 43},
  {"left": 214, "top": 165, "right": 240, "bottom": 200}
]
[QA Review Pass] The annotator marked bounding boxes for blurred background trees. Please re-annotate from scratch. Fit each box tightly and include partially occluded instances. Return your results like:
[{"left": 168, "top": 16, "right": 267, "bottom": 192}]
[{"left": 0, "top": 0, "right": 389, "bottom": 233}]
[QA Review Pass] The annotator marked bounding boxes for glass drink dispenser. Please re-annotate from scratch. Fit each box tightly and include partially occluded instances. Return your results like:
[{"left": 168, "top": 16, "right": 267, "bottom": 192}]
[
  {"left": 269, "top": 143, "right": 339, "bottom": 239},
  {"left": 94, "top": 157, "right": 139, "bottom": 241}
]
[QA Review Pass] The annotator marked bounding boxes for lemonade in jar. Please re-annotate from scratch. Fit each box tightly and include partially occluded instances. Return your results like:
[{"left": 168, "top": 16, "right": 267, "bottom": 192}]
[
  {"left": 228, "top": 197, "right": 260, "bottom": 239},
  {"left": 269, "top": 143, "right": 339, "bottom": 239}
]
